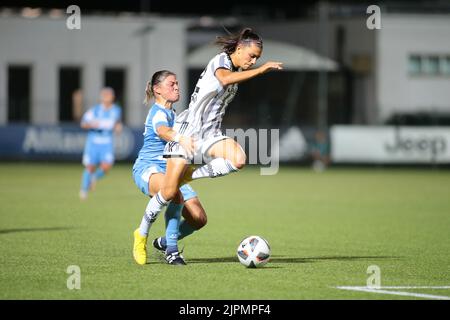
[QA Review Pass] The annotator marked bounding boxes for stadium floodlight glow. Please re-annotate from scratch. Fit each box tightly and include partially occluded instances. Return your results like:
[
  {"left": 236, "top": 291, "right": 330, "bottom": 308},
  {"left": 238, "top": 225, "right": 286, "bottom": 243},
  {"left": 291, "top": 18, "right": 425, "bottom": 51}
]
[
  {"left": 21, "top": 7, "right": 42, "bottom": 18},
  {"left": 48, "top": 9, "right": 64, "bottom": 19},
  {"left": 198, "top": 16, "right": 216, "bottom": 27}
]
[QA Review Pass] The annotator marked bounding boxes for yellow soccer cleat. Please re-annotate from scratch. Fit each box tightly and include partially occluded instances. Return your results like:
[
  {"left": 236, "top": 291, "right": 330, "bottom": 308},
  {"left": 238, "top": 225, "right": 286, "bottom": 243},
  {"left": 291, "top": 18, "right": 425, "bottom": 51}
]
[{"left": 133, "top": 228, "right": 148, "bottom": 265}]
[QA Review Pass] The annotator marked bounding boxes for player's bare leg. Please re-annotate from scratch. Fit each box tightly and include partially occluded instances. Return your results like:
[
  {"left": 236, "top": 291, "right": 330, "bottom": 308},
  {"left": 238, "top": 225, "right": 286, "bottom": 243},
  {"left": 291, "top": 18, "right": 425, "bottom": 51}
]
[
  {"left": 134, "top": 172, "right": 165, "bottom": 265},
  {"left": 208, "top": 138, "right": 246, "bottom": 169},
  {"left": 79, "top": 164, "right": 96, "bottom": 200},
  {"left": 182, "top": 198, "right": 207, "bottom": 231},
  {"left": 134, "top": 160, "right": 187, "bottom": 266},
  {"left": 190, "top": 138, "right": 246, "bottom": 180},
  {"left": 90, "top": 162, "right": 112, "bottom": 191},
  {"left": 152, "top": 195, "right": 207, "bottom": 250},
  {"left": 161, "top": 157, "right": 188, "bottom": 200},
  {"left": 134, "top": 171, "right": 182, "bottom": 265}
]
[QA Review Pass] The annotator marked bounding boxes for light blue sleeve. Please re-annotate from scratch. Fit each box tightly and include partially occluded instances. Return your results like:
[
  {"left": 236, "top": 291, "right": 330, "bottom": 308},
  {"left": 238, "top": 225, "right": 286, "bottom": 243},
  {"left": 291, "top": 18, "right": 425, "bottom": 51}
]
[
  {"left": 152, "top": 110, "right": 170, "bottom": 132},
  {"left": 81, "top": 108, "right": 95, "bottom": 125}
]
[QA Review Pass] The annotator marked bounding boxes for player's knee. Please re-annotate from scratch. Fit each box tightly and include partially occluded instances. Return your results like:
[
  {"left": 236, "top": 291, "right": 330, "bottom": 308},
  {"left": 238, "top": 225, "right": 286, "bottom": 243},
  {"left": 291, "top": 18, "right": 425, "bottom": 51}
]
[
  {"left": 189, "top": 214, "right": 206, "bottom": 230},
  {"left": 100, "top": 163, "right": 112, "bottom": 173},
  {"left": 161, "top": 185, "right": 178, "bottom": 201},
  {"left": 172, "top": 192, "right": 184, "bottom": 204},
  {"left": 232, "top": 153, "right": 246, "bottom": 170},
  {"left": 165, "top": 189, "right": 178, "bottom": 201},
  {"left": 86, "top": 165, "right": 96, "bottom": 173},
  {"left": 234, "top": 161, "right": 246, "bottom": 170},
  {"left": 194, "top": 213, "right": 207, "bottom": 230}
]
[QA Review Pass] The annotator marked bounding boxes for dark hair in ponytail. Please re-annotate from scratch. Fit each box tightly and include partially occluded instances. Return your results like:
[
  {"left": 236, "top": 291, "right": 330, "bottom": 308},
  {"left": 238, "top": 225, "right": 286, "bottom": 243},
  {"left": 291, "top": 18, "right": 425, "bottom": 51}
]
[
  {"left": 143, "top": 70, "right": 176, "bottom": 105},
  {"left": 214, "top": 27, "right": 263, "bottom": 55}
]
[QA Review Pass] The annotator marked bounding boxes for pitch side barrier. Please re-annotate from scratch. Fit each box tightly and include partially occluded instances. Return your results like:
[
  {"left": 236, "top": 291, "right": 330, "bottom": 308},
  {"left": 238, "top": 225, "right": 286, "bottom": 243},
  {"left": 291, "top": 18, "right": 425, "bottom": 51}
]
[
  {"left": 331, "top": 125, "right": 450, "bottom": 164},
  {"left": 0, "top": 125, "right": 320, "bottom": 169},
  {"left": 0, "top": 123, "right": 139, "bottom": 162}
]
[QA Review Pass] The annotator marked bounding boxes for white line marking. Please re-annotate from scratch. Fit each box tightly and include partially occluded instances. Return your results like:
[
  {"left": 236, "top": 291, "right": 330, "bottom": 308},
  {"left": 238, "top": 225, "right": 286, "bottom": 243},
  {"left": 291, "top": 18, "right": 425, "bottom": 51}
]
[
  {"left": 340, "top": 286, "right": 450, "bottom": 290},
  {"left": 335, "top": 286, "right": 450, "bottom": 300}
]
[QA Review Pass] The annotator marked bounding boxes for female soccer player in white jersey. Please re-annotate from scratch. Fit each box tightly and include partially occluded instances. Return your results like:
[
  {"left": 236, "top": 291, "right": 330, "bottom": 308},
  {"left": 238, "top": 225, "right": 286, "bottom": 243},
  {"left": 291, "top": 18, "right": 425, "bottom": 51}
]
[
  {"left": 140, "top": 28, "right": 283, "bottom": 240},
  {"left": 132, "top": 70, "right": 207, "bottom": 265}
]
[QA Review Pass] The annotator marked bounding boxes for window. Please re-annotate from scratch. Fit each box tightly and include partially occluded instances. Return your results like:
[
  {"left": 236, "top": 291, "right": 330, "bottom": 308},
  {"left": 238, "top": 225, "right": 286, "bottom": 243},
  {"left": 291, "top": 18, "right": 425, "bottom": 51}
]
[
  {"left": 59, "top": 66, "right": 82, "bottom": 122},
  {"left": 104, "top": 68, "right": 126, "bottom": 122},
  {"left": 408, "top": 55, "right": 421, "bottom": 75},
  {"left": 409, "top": 54, "right": 450, "bottom": 76},
  {"left": 8, "top": 65, "right": 31, "bottom": 123},
  {"left": 442, "top": 56, "right": 450, "bottom": 75},
  {"left": 422, "top": 56, "right": 440, "bottom": 75}
]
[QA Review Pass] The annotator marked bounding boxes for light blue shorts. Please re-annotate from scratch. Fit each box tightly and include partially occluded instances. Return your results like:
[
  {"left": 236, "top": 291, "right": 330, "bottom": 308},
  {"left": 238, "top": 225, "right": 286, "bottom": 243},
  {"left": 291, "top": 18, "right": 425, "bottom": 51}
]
[
  {"left": 82, "top": 142, "right": 114, "bottom": 166},
  {"left": 132, "top": 163, "right": 197, "bottom": 202}
]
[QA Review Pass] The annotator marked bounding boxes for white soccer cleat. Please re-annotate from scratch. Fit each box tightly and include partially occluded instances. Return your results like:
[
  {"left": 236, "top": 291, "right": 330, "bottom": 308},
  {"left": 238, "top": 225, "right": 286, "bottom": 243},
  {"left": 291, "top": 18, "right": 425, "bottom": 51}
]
[{"left": 79, "top": 190, "right": 88, "bottom": 201}]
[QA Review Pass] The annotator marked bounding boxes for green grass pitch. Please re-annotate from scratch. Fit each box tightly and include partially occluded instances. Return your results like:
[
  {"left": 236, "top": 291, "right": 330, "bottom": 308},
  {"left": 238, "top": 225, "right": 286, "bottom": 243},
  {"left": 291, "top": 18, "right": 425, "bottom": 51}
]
[{"left": 0, "top": 163, "right": 449, "bottom": 299}]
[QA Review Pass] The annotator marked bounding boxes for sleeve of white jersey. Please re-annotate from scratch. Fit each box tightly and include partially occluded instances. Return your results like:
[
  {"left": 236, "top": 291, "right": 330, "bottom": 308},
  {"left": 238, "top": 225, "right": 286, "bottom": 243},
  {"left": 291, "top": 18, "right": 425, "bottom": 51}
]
[{"left": 211, "top": 53, "right": 232, "bottom": 74}]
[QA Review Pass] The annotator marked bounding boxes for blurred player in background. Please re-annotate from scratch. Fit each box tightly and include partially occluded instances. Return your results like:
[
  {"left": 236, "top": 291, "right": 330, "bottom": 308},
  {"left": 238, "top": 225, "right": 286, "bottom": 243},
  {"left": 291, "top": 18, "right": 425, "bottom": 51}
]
[
  {"left": 140, "top": 28, "right": 283, "bottom": 229},
  {"left": 311, "top": 130, "right": 330, "bottom": 172},
  {"left": 132, "top": 70, "right": 207, "bottom": 266},
  {"left": 79, "top": 87, "right": 122, "bottom": 200}
]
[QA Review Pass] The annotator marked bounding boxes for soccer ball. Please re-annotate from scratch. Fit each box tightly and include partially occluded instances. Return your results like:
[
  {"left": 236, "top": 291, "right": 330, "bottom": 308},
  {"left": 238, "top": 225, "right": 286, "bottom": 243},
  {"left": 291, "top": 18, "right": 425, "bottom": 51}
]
[{"left": 237, "top": 235, "right": 271, "bottom": 268}]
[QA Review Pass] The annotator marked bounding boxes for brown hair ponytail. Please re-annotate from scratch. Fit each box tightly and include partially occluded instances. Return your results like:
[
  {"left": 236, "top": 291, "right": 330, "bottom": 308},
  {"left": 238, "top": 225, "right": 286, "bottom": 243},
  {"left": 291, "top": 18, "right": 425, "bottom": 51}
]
[
  {"left": 143, "top": 70, "right": 176, "bottom": 105},
  {"left": 214, "top": 27, "right": 263, "bottom": 55}
]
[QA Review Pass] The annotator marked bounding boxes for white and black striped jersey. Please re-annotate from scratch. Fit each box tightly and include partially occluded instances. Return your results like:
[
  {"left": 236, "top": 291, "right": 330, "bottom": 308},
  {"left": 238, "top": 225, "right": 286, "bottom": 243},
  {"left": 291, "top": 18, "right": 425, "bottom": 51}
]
[{"left": 176, "top": 52, "right": 239, "bottom": 139}]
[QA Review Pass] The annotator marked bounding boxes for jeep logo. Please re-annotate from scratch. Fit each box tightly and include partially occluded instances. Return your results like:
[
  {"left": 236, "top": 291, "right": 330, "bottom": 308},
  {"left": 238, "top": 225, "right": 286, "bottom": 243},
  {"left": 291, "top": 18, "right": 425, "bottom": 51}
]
[{"left": 385, "top": 129, "right": 447, "bottom": 158}]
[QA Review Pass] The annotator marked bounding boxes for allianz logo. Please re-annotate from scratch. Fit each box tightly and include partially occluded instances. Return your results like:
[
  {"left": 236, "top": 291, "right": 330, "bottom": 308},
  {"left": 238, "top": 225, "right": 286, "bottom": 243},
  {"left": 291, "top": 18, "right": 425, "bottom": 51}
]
[
  {"left": 22, "top": 126, "right": 135, "bottom": 160},
  {"left": 384, "top": 129, "right": 447, "bottom": 156}
]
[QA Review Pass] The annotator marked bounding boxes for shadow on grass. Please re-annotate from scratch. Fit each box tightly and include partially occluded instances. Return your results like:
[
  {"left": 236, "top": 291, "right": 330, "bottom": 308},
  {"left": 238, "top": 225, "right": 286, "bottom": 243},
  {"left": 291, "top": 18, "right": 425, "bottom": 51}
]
[
  {"left": 0, "top": 227, "right": 75, "bottom": 235},
  {"left": 187, "top": 255, "right": 402, "bottom": 264}
]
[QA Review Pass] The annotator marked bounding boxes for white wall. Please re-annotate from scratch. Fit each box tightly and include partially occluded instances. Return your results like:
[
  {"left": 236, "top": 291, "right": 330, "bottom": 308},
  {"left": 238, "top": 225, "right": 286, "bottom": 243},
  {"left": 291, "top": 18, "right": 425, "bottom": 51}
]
[
  {"left": 0, "top": 15, "right": 189, "bottom": 127},
  {"left": 377, "top": 14, "right": 450, "bottom": 121}
]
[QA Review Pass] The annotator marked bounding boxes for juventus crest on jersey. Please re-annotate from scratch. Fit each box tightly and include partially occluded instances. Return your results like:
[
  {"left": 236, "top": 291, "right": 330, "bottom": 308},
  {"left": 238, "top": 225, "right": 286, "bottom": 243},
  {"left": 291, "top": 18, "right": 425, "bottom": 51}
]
[{"left": 175, "top": 52, "right": 239, "bottom": 140}]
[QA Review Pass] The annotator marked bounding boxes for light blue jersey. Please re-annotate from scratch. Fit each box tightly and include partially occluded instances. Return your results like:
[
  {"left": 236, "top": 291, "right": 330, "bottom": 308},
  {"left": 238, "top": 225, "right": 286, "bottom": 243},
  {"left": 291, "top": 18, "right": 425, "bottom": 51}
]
[
  {"left": 134, "top": 103, "right": 175, "bottom": 169},
  {"left": 81, "top": 104, "right": 121, "bottom": 165},
  {"left": 132, "top": 103, "right": 196, "bottom": 201}
]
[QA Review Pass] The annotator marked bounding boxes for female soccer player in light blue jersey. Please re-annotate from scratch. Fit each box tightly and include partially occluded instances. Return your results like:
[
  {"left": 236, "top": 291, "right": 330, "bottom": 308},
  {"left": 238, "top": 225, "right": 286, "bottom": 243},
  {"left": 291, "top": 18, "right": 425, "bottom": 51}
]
[
  {"left": 132, "top": 70, "right": 207, "bottom": 266},
  {"left": 79, "top": 87, "right": 122, "bottom": 200}
]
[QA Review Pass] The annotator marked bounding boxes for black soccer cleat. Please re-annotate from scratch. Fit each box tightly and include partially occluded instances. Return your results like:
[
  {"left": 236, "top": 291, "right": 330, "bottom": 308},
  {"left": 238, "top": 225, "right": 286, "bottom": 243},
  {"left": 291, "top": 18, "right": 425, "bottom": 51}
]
[
  {"left": 165, "top": 251, "right": 187, "bottom": 265},
  {"left": 152, "top": 237, "right": 166, "bottom": 253}
]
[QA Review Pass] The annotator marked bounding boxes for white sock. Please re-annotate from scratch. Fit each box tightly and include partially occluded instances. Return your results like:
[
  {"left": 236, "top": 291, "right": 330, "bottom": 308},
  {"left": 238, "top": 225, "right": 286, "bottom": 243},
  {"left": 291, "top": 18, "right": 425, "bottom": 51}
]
[
  {"left": 139, "top": 191, "right": 169, "bottom": 237},
  {"left": 191, "top": 158, "right": 238, "bottom": 180}
]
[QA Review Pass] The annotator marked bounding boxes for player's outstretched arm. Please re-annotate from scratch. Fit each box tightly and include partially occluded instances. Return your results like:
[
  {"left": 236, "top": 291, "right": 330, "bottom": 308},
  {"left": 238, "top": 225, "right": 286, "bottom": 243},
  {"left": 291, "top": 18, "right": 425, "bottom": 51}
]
[
  {"left": 156, "top": 125, "right": 195, "bottom": 157},
  {"left": 215, "top": 61, "right": 283, "bottom": 86},
  {"left": 114, "top": 121, "right": 123, "bottom": 134},
  {"left": 80, "top": 120, "right": 99, "bottom": 130}
]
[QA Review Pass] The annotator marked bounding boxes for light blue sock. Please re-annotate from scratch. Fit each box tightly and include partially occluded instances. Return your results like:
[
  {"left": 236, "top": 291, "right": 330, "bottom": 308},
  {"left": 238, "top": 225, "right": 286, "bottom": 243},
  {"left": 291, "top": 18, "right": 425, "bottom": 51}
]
[
  {"left": 178, "top": 219, "right": 197, "bottom": 240},
  {"left": 81, "top": 169, "right": 92, "bottom": 191},
  {"left": 165, "top": 203, "right": 183, "bottom": 254},
  {"left": 159, "top": 206, "right": 171, "bottom": 248},
  {"left": 160, "top": 217, "right": 198, "bottom": 246},
  {"left": 94, "top": 168, "right": 106, "bottom": 180}
]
